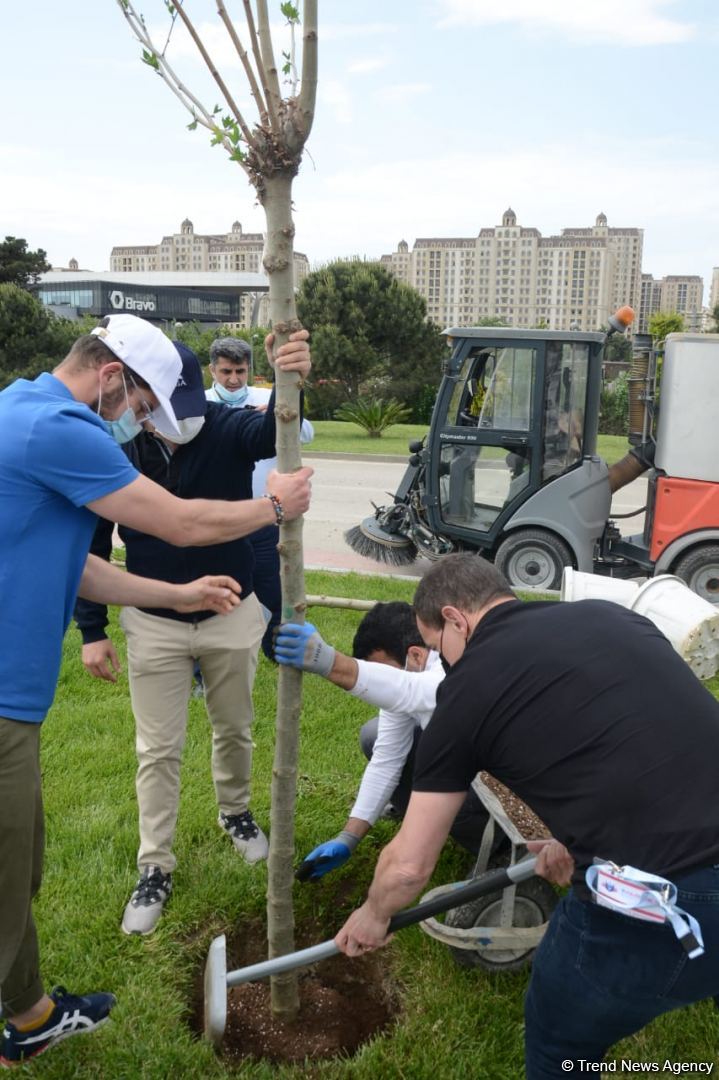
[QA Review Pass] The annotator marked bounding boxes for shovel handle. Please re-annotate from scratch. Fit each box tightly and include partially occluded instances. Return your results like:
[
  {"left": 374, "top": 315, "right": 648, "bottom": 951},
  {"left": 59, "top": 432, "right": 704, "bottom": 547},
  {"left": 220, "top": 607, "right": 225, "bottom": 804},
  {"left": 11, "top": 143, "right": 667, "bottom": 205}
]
[
  {"left": 225, "top": 857, "right": 537, "bottom": 988},
  {"left": 388, "top": 856, "right": 536, "bottom": 931}
]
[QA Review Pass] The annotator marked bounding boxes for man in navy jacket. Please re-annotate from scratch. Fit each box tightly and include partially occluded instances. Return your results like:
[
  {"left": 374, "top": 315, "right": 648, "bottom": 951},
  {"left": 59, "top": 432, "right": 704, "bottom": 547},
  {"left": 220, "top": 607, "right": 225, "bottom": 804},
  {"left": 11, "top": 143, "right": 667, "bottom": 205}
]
[{"left": 76, "top": 334, "right": 310, "bottom": 935}]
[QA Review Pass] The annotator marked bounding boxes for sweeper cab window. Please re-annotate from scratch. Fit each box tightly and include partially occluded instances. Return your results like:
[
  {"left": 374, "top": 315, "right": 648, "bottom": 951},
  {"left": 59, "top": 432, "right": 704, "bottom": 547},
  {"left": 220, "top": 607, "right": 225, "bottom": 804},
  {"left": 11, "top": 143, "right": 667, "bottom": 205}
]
[
  {"left": 437, "top": 340, "right": 590, "bottom": 536},
  {"left": 452, "top": 346, "right": 535, "bottom": 431}
]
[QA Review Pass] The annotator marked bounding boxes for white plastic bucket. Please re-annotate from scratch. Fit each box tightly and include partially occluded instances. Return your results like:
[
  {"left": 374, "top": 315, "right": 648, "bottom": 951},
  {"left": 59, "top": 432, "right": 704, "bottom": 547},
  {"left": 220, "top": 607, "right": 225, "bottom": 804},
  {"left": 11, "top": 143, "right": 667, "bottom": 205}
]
[
  {"left": 560, "top": 568, "right": 644, "bottom": 607},
  {"left": 629, "top": 574, "right": 719, "bottom": 680}
]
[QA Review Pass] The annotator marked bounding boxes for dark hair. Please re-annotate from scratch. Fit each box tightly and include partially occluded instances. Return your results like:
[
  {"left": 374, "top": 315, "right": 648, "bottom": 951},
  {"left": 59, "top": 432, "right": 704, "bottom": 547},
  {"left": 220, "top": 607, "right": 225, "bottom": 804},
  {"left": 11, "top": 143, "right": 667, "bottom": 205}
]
[
  {"left": 413, "top": 553, "right": 514, "bottom": 630},
  {"left": 352, "top": 601, "right": 424, "bottom": 665},
  {"left": 65, "top": 333, "right": 116, "bottom": 369},
  {"left": 209, "top": 337, "right": 251, "bottom": 365}
]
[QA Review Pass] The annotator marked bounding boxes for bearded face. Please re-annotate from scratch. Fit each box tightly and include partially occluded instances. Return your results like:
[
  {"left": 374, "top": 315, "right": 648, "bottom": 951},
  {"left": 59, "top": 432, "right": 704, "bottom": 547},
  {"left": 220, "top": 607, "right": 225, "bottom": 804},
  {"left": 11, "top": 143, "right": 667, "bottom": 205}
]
[{"left": 90, "top": 379, "right": 129, "bottom": 420}]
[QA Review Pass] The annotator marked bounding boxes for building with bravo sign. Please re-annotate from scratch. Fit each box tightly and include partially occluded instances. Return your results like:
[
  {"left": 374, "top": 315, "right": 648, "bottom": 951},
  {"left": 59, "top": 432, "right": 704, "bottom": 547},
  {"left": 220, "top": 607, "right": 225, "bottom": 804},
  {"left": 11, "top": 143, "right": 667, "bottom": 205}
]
[
  {"left": 34, "top": 270, "right": 269, "bottom": 327},
  {"left": 109, "top": 218, "right": 309, "bottom": 325}
]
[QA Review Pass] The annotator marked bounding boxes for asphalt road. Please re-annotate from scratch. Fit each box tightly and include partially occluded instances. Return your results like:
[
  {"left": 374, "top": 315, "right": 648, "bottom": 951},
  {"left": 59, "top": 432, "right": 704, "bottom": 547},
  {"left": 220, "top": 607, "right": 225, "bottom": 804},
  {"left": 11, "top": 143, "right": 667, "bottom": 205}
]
[{"left": 303, "top": 454, "right": 648, "bottom": 578}]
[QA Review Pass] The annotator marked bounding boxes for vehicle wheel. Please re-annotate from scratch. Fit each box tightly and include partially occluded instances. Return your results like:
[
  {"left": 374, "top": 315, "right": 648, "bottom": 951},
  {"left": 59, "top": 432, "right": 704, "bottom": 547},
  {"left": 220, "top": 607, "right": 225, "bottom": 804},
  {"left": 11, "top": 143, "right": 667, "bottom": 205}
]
[
  {"left": 672, "top": 545, "right": 719, "bottom": 605},
  {"left": 445, "top": 877, "right": 557, "bottom": 972},
  {"left": 495, "top": 529, "right": 573, "bottom": 591}
]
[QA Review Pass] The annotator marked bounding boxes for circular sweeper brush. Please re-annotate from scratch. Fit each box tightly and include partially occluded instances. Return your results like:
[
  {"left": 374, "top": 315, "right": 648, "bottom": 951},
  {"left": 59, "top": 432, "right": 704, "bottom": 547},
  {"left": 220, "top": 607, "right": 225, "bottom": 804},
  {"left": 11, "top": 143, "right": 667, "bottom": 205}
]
[{"left": 344, "top": 516, "right": 418, "bottom": 567}]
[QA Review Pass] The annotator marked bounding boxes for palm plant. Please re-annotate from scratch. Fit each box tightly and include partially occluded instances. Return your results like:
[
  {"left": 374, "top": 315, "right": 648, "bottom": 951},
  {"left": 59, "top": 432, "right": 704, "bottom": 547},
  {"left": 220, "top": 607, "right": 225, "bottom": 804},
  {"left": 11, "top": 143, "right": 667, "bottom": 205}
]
[{"left": 335, "top": 396, "right": 411, "bottom": 437}]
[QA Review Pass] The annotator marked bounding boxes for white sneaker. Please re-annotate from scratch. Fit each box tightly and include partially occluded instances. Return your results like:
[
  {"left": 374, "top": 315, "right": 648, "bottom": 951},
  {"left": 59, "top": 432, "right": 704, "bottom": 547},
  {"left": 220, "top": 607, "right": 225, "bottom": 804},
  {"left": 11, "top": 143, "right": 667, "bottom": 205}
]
[
  {"left": 121, "top": 865, "right": 172, "bottom": 935},
  {"left": 218, "top": 810, "right": 269, "bottom": 864}
]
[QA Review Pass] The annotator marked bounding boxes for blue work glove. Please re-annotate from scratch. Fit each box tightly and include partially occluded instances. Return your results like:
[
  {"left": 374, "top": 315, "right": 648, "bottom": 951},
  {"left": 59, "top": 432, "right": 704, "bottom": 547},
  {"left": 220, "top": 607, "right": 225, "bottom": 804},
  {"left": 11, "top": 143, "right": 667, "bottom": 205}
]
[
  {"left": 295, "top": 832, "right": 360, "bottom": 882},
  {"left": 275, "top": 621, "right": 336, "bottom": 677}
]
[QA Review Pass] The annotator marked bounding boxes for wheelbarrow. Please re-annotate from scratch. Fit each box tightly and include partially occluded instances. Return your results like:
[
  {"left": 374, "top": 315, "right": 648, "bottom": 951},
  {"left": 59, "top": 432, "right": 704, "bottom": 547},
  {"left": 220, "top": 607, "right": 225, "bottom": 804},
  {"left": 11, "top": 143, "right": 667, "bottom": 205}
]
[
  {"left": 203, "top": 854, "right": 537, "bottom": 1046},
  {"left": 418, "top": 775, "right": 557, "bottom": 972}
]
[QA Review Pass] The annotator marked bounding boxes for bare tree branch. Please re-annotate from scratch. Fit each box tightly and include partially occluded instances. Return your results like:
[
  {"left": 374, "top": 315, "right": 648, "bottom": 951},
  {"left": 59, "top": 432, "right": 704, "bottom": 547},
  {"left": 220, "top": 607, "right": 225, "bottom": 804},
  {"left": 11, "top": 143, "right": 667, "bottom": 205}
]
[
  {"left": 115, "top": 0, "right": 241, "bottom": 159},
  {"left": 160, "top": 1, "right": 179, "bottom": 57},
  {"left": 298, "top": 0, "right": 318, "bottom": 139},
  {"left": 254, "top": 0, "right": 284, "bottom": 122},
  {"left": 172, "top": 1, "right": 256, "bottom": 149},
  {"left": 242, "top": 0, "right": 281, "bottom": 134},
  {"left": 286, "top": 14, "right": 299, "bottom": 97},
  {"left": 215, "top": 0, "right": 270, "bottom": 127}
]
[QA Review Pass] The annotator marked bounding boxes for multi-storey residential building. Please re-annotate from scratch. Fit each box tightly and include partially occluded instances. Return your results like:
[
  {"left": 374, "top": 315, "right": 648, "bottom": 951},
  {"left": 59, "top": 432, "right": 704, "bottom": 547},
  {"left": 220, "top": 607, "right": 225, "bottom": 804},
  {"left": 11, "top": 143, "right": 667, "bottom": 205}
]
[
  {"left": 380, "top": 209, "right": 643, "bottom": 332},
  {"left": 561, "top": 212, "right": 643, "bottom": 320},
  {"left": 660, "top": 276, "right": 704, "bottom": 330},
  {"left": 637, "top": 274, "right": 664, "bottom": 334},
  {"left": 111, "top": 219, "right": 309, "bottom": 326},
  {"left": 637, "top": 273, "right": 705, "bottom": 333}
]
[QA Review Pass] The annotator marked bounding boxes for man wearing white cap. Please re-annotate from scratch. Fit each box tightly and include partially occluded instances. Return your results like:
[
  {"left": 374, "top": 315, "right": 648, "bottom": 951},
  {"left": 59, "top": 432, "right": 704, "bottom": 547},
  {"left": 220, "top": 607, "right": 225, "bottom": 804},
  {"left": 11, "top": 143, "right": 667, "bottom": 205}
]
[{"left": 0, "top": 314, "right": 312, "bottom": 1067}]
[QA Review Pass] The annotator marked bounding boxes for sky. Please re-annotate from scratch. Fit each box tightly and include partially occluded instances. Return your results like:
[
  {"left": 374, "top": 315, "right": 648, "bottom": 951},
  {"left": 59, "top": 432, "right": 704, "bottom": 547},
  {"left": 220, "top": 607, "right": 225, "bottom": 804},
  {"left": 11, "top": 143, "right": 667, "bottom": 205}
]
[{"left": 2, "top": 0, "right": 717, "bottom": 299}]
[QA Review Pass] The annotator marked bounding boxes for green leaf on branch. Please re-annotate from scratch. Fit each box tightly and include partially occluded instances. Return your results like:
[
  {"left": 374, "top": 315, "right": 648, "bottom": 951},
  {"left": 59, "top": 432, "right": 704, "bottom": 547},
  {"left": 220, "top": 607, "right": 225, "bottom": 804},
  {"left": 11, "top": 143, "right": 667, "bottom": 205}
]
[
  {"left": 280, "top": 2, "right": 300, "bottom": 22},
  {"left": 282, "top": 50, "right": 291, "bottom": 75},
  {"left": 210, "top": 126, "right": 225, "bottom": 146},
  {"left": 187, "top": 117, "right": 198, "bottom": 131},
  {"left": 165, "top": 1, "right": 176, "bottom": 13},
  {"left": 229, "top": 147, "right": 247, "bottom": 163},
  {"left": 220, "top": 116, "right": 241, "bottom": 144},
  {"left": 142, "top": 49, "right": 159, "bottom": 70},
  {"left": 213, "top": 104, "right": 222, "bottom": 115}
]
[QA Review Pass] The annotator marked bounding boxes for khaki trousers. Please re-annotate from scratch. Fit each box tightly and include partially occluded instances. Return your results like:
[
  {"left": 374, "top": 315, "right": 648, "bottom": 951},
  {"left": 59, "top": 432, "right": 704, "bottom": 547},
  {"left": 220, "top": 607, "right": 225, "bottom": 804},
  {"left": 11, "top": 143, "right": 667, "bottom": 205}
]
[
  {"left": 120, "top": 595, "right": 265, "bottom": 874},
  {"left": 0, "top": 717, "right": 44, "bottom": 1017}
]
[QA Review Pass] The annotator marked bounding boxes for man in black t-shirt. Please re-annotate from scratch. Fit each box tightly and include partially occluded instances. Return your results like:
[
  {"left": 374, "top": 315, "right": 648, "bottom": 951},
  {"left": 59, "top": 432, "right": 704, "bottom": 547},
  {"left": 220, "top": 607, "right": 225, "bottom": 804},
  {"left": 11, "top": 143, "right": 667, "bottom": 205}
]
[{"left": 334, "top": 553, "right": 719, "bottom": 1079}]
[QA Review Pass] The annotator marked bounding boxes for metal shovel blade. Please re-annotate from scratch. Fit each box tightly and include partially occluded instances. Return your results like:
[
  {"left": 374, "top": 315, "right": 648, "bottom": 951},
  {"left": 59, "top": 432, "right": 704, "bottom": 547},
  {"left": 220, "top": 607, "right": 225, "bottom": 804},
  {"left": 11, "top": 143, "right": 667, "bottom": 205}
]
[
  {"left": 204, "top": 933, "right": 227, "bottom": 1048},
  {"left": 202, "top": 857, "right": 537, "bottom": 1044}
]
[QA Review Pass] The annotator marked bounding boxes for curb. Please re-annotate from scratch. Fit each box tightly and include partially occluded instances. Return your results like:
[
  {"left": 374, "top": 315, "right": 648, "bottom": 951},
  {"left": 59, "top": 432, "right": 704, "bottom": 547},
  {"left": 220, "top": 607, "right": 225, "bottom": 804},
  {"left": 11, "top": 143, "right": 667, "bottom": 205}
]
[{"left": 303, "top": 450, "right": 407, "bottom": 464}]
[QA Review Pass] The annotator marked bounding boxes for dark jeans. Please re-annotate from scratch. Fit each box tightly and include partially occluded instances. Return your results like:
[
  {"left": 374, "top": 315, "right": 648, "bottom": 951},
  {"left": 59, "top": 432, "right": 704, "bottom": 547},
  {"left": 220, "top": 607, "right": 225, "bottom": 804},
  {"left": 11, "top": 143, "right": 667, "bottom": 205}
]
[
  {"left": 359, "top": 717, "right": 491, "bottom": 855},
  {"left": 249, "top": 525, "right": 281, "bottom": 661},
  {"left": 0, "top": 717, "right": 44, "bottom": 1017},
  {"left": 524, "top": 865, "right": 719, "bottom": 1078}
]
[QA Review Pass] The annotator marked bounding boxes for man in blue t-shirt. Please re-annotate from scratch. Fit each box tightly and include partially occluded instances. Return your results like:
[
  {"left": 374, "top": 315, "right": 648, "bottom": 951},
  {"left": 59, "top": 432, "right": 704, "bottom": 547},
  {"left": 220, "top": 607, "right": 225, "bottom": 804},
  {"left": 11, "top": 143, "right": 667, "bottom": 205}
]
[{"left": 0, "top": 314, "right": 313, "bottom": 1068}]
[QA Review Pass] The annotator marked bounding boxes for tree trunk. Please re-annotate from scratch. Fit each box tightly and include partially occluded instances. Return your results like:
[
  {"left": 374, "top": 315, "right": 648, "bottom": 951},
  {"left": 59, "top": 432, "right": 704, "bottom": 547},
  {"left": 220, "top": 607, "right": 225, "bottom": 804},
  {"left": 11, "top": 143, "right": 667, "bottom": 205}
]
[{"left": 262, "top": 171, "right": 304, "bottom": 1021}]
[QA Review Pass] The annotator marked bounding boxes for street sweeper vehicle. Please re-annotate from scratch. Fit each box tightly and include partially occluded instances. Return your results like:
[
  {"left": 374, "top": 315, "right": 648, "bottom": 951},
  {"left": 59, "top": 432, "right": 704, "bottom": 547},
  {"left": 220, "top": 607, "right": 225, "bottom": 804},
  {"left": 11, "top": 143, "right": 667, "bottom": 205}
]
[{"left": 346, "top": 312, "right": 719, "bottom": 602}]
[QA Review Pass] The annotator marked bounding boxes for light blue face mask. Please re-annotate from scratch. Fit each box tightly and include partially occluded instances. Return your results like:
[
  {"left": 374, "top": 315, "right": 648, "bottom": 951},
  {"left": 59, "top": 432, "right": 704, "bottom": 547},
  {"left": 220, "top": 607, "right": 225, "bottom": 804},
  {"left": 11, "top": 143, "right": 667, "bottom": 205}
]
[
  {"left": 99, "top": 373, "right": 144, "bottom": 445},
  {"left": 213, "top": 381, "right": 249, "bottom": 406},
  {"left": 105, "top": 407, "right": 144, "bottom": 445}
]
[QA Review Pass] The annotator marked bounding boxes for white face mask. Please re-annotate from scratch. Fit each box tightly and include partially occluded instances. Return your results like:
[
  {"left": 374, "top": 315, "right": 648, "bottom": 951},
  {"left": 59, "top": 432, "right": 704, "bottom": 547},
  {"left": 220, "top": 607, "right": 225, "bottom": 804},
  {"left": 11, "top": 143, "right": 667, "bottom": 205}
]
[{"left": 153, "top": 415, "right": 206, "bottom": 444}]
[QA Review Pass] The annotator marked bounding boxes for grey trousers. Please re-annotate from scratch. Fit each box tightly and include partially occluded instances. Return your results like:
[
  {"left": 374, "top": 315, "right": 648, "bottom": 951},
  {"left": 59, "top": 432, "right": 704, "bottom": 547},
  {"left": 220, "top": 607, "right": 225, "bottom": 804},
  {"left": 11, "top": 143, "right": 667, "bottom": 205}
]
[
  {"left": 0, "top": 717, "right": 44, "bottom": 1017},
  {"left": 120, "top": 596, "right": 266, "bottom": 874}
]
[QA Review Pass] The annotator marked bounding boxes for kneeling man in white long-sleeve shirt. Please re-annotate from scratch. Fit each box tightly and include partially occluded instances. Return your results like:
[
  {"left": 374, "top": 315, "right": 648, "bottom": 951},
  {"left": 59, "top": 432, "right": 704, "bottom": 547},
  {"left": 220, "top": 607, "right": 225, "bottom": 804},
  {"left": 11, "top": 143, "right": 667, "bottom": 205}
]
[{"left": 275, "top": 602, "right": 492, "bottom": 881}]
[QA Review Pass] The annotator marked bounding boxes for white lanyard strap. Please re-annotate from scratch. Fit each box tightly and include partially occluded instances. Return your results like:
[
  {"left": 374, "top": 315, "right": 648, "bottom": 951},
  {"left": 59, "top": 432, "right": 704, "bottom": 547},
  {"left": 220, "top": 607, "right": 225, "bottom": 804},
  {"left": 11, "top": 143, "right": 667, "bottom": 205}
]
[{"left": 585, "top": 862, "right": 704, "bottom": 960}]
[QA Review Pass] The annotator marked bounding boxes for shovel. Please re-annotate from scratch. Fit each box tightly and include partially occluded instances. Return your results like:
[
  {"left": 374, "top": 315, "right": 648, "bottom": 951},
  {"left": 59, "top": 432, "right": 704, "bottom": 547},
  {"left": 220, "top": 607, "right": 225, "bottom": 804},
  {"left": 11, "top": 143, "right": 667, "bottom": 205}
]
[{"left": 204, "top": 855, "right": 538, "bottom": 1045}]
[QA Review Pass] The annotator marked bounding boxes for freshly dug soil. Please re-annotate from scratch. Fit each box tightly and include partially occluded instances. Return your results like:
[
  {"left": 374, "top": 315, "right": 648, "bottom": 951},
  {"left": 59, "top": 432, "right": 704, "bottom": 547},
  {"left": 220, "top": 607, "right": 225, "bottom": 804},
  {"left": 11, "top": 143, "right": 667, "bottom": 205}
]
[
  {"left": 191, "top": 779, "right": 548, "bottom": 1065},
  {"left": 480, "top": 772, "right": 551, "bottom": 841},
  {"left": 191, "top": 920, "right": 398, "bottom": 1066},
  {"left": 223, "top": 955, "right": 397, "bottom": 1065}
]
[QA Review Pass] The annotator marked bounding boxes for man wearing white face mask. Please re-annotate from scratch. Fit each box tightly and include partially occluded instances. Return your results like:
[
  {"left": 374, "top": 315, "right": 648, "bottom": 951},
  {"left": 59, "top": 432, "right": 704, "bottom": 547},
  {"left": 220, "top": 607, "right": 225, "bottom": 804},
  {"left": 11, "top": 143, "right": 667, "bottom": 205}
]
[
  {"left": 207, "top": 337, "right": 314, "bottom": 659},
  {"left": 75, "top": 335, "right": 312, "bottom": 936}
]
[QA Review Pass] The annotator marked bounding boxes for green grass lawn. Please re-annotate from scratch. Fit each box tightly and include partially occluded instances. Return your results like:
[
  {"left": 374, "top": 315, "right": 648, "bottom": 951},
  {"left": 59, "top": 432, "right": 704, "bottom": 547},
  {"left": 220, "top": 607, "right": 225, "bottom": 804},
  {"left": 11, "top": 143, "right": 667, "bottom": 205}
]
[
  {"left": 26, "top": 570, "right": 719, "bottom": 1077},
  {"left": 307, "top": 420, "right": 431, "bottom": 457},
  {"left": 310, "top": 422, "right": 631, "bottom": 467}
]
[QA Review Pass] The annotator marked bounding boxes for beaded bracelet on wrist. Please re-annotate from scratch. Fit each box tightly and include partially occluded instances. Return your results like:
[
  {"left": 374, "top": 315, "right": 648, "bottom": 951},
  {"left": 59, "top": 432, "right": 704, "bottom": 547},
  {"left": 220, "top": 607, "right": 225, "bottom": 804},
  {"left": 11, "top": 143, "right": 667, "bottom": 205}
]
[{"left": 264, "top": 492, "right": 285, "bottom": 525}]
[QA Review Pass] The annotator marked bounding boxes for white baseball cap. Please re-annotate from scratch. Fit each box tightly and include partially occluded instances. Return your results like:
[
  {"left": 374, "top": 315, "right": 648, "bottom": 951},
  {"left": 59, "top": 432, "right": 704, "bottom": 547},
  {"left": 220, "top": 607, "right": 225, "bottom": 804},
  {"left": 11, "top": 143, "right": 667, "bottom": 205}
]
[{"left": 91, "top": 315, "right": 182, "bottom": 435}]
